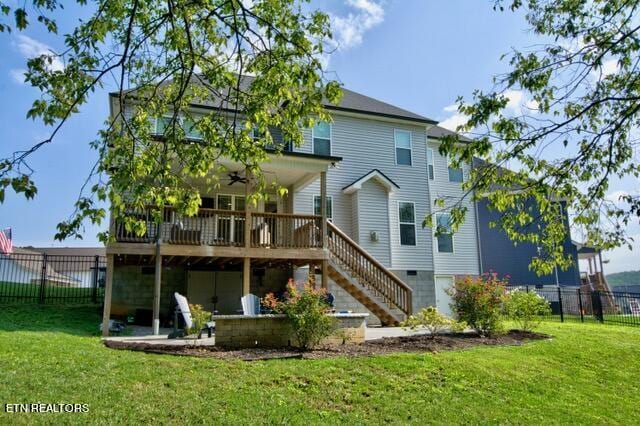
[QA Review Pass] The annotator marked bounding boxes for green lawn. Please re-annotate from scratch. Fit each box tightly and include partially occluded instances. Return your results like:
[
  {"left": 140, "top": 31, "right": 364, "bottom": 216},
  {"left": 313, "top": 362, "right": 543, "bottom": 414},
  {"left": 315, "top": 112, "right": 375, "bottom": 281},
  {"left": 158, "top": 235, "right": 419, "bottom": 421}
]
[
  {"left": 0, "top": 282, "right": 103, "bottom": 303},
  {"left": 1, "top": 306, "right": 639, "bottom": 424}
]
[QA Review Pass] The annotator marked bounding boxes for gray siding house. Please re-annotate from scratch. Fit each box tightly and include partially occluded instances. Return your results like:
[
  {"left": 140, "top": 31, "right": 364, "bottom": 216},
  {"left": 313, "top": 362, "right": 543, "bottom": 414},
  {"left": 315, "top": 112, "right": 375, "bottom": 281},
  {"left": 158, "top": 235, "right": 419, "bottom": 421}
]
[{"left": 103, "top": 80, "right": 492, "bottom": 332}]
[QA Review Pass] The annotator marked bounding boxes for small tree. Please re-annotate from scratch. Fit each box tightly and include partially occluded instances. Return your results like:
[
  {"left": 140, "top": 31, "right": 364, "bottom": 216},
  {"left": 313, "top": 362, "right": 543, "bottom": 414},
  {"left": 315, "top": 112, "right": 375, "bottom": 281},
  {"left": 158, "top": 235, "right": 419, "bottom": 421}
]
[
  {"left": 504, "top": 290, "right": 551, "bottom": 332},
  {"left": 448, "top": 273, "right": 507, "bottom": 336},
  {"left": 401, "top": 307, "right": 466, "bottom": 339},
  {"left": 262, "top": 279, "right": 336, "bottom": 350}
]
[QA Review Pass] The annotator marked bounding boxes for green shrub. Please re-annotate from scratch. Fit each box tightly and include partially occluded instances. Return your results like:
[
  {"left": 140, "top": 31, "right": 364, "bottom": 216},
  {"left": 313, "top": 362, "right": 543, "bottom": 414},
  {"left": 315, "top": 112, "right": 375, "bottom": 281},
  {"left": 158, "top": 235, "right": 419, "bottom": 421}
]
[
  {"left": 448, "top": 274, "right": 507, "bottom": 336},
  {"left": 401, "top": 307, "right": 466, "bottom": 339},
  {"left": 263, "top": 279, "right": 337, "bottom": 350},
  {"left": 504, "top": 289, "right": 551, "bottom": 332},
  {"left": 186, "top": 304, "right": 211, "bottom": 343}
]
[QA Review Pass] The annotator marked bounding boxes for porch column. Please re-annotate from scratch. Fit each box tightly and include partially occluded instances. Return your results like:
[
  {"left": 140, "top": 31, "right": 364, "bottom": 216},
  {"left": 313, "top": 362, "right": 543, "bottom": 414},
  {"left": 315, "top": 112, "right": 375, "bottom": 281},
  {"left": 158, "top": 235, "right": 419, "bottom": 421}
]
[
  {"left": 320, "top": 171, "right": 328, "bottom": 289},
  {"left": 243, "top": 166, "right": 253, "bottom": 295},
  {"left": 101, "top": 254, "right": 115, "bottom": 337},
  {"left": 152, "top": 240, "right": 162, "bottom": 335}
]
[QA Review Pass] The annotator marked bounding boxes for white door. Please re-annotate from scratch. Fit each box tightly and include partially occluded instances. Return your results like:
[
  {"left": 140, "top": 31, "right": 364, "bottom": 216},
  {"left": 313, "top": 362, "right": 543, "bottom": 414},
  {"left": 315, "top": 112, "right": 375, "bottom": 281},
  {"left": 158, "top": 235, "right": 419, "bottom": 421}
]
[{"left": 435, "top": 276, "right": 455, "bottom": 318}]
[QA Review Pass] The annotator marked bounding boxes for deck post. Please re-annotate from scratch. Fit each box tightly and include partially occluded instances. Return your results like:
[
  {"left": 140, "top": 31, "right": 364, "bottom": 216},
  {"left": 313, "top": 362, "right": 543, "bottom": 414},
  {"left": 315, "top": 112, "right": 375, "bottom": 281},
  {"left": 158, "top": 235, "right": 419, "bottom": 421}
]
[
  {"left": 320, "top": 171, "right": 328, "bottom": 289},
  {"left": 243, "top": 166, "right": 253, "bottom": 296},
  {"left": 243, "top": 257, "right": 251, "bottom": 295},
  {"left": 152, "top": 236, "right": 162, "bottom": 335},
  {"left": 101, "top": 254, "right": 114, "bottom": 337}
]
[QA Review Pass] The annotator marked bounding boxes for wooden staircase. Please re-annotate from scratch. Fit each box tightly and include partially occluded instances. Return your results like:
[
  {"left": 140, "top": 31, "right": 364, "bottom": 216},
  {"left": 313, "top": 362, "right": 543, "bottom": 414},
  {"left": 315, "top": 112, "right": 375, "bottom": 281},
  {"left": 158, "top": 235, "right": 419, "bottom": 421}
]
[{"left": 326, "top": 221, "right": 412, "bottom": 325}]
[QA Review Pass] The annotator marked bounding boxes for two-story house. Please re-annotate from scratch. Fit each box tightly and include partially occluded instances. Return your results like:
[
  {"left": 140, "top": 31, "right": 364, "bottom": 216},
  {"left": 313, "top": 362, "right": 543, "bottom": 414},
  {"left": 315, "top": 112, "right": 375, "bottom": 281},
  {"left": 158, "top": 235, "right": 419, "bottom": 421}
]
[{"left": 100, "top": 78, "right": 578, "bottom": 336}]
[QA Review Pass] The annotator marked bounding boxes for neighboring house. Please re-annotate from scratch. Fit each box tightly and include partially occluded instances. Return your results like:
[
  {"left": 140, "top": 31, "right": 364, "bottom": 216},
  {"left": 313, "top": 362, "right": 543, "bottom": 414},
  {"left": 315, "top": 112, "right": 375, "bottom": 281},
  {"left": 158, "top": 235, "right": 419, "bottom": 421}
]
[
  {"left": 101, "top": 77, "right": 583, "bottom": 334},
  {"left": 475, "top": 196, "right": 581, "bottom": 286},
  {"left": 0, "top": 247, "right": 81, "bottom": 286},
  {"left": 28, "top": 247, "right": 106, "bottom": 288}
]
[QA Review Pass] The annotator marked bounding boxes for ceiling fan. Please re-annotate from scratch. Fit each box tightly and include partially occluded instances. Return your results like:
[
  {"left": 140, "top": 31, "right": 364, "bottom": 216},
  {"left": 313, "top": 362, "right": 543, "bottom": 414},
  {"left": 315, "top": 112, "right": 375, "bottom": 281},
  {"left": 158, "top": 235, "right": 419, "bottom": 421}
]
[{"left": 227, "top": 171, "right": 248, "bottom": 185}]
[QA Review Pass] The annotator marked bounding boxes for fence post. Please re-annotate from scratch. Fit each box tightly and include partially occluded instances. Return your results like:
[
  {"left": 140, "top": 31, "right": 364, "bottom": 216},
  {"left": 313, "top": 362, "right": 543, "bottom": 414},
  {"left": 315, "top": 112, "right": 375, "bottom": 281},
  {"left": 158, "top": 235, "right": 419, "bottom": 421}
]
[
  {"left": 526, "top": 285, "right": 529, "bottom": 293},
  {"left": 593, "top": 291, "right": 604, "bottom": 323},
  {"left": 92, "top": 255, "right": 99, "bottom": 304},
  {"left": 557, "top": 286, "right": 564, "bottom": 323},
  {"left": 577, "top": 288, "right": 584, "bottom": 323},
  {"left": 39, "top": 253, "right": 48, "bottom": 304}
]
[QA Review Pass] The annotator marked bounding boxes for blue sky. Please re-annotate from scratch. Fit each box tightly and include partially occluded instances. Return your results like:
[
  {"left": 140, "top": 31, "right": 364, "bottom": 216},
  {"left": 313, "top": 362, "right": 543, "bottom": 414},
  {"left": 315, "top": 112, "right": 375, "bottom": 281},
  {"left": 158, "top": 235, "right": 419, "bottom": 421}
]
[{"left": 0, "top": 0, "right": 637, "bottom": 273}]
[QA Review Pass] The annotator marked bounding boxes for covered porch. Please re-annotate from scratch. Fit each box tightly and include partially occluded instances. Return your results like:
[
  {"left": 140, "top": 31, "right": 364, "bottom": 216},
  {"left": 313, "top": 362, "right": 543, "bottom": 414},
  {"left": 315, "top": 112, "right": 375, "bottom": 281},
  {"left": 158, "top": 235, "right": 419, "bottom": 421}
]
[{"left": 102, "top": 152, "right": 336, "bottom": 336}]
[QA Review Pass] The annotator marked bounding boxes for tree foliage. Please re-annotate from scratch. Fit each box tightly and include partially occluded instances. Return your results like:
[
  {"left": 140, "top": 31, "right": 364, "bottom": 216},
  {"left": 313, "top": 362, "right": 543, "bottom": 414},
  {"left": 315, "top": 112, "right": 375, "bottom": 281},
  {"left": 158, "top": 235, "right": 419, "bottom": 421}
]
[
  {"left": 0, "top": 0, "right": 341, "bottom": 241},
  {"left": 439, "top": 0, "right": 640, "bottom": 274}
]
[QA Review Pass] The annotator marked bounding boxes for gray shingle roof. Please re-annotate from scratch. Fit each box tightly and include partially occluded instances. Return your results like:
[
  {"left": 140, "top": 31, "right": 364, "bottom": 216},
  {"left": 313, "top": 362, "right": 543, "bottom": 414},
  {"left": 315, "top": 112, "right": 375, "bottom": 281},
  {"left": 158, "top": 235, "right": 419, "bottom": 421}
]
[
  {"left": 116, "top": 75, "right": 437, "bottom": 124},
  {"left": 427, "top": 125, "right": 472, "bottom": 142}
]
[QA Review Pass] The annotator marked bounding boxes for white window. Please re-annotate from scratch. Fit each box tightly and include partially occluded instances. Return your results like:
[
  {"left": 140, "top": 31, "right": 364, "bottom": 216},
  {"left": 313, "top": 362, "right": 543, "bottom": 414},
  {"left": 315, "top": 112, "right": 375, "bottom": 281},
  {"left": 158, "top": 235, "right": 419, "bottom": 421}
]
[
  {"left": 398, "top": 202, "right": 416, "bottom": 246},
  {"left": 427, "top": 148, "right": 435, "bottom": 180},
  {"left": 313, "top": 196, "right": 333, "bottom": 220},
  {"left": 312, "top": 122, "right": 331, "bottom": 156},
  {"left": 435, "top": 213, "right": 454, "bottom": 253},
  {"left": 448, "top": 157, "right": 463, "bottom": 183},
  {"left": 395, "top": 130, "right": 412, "bottom": 166},
  {"left": 155, "top": 115, "right": 202, "bottom": 139}
]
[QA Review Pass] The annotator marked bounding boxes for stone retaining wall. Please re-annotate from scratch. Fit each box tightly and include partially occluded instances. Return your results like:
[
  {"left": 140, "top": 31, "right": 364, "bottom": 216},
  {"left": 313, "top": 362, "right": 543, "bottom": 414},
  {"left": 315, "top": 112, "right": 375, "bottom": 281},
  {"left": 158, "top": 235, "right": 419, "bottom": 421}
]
[{"left": 213, "top": 313, "right": 367, "bottom": 348}]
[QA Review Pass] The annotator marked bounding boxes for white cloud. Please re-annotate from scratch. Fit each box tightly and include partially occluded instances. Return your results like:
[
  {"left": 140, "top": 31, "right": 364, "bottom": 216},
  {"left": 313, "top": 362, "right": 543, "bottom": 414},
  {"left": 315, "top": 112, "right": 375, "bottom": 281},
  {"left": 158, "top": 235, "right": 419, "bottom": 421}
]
[
  {"left": 601, "top": 59, "right": 619, "bottom": 76},
  {"left": 330, "top": 0, "right": 385, "bottom": 51},
  {"left": 603, "top": 233, "right": 640, "bottom": 274},
  {"left": 439, "top": 107, "right": 468, "bottom": 132},
  {"left": 606, "top": 190, "right": 629, "bottom": 203},
  {"left": 9, "top": 68, "right": 26, "bottom": 84},
  {"left": 13, "top": 34, "right": 64, "bottom": 72}
]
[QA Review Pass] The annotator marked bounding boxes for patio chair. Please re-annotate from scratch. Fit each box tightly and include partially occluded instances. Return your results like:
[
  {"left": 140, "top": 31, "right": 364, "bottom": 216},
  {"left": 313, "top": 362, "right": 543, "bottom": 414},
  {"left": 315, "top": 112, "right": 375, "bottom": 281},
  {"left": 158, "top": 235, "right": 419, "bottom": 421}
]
[
  {"left": 241, "top": 293, "right": 261, "bottom": 315},
  {"left": 168, "top": 292, "right": 215, "bottom": 339}
]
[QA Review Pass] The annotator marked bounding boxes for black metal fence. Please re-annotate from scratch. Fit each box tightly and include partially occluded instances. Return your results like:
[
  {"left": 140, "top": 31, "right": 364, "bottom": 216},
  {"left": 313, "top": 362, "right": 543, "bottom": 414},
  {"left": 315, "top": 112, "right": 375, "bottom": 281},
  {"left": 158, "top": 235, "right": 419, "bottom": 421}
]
[
  {"left": 0, "top": 252, "right": 106, "bottom": 304},
  {"left": 506, "top": 285, "right": 640, "bottom": 327}
]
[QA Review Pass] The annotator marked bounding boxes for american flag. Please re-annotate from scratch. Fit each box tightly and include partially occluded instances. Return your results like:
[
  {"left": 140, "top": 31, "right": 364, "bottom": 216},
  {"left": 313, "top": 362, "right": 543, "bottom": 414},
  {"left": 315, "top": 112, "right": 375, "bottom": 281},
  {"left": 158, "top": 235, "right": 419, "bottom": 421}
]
[{"left": 0, "top": 228, "right": 12, "bottom": 254}]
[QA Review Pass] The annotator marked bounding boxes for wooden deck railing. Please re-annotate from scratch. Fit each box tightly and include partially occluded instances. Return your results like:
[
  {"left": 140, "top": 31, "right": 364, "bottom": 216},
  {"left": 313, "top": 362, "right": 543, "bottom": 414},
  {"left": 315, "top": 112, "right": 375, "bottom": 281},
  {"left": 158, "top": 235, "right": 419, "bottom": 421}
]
[
  {"left": 114, "top": 207, "right": 322, "bottom": 249},
  {"left": 250, "top": 212, "right": 322, "bottom": 248},
  {"left": 327, "top": 221, "right": 413, "bottom": 316}
]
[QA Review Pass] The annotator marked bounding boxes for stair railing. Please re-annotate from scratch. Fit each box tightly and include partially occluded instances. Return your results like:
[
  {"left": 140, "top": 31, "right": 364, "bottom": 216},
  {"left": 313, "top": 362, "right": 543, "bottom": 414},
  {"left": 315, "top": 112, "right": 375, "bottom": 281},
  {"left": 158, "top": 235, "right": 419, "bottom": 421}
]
[{"left": 326, "top": 221, "right": 412, "bottom": 316}]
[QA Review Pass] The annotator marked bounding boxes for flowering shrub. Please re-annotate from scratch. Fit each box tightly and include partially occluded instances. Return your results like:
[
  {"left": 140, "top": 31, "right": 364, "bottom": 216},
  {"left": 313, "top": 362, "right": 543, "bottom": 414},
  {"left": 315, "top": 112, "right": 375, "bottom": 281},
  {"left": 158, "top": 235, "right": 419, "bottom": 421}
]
[
  {"left": 401, "top": 307, "right": 466, "bottom": 339},
  {"left": 448, "top": 273, "right": 507, "bottom": 336},
  {"left": 262, "top": 279, "right": 336, "bottom": 350},
  {"left": 504, "top": 289, "right": 551, "bottom": 332}
]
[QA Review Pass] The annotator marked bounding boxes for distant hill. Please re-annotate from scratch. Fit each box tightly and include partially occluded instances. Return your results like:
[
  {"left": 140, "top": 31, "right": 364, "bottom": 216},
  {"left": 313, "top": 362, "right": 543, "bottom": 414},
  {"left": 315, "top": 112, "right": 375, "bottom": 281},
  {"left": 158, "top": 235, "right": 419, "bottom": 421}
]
[{"left": 606, "top": 270, "right": 640, "bottom": 287}]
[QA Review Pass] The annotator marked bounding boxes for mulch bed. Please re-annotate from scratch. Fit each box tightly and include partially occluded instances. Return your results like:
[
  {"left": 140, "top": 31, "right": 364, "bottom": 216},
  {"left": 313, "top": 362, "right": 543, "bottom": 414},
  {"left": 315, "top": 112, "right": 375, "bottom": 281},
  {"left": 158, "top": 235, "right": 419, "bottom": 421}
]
[{"left": 103, "top": 330, "right": 550, "bottom": 361}]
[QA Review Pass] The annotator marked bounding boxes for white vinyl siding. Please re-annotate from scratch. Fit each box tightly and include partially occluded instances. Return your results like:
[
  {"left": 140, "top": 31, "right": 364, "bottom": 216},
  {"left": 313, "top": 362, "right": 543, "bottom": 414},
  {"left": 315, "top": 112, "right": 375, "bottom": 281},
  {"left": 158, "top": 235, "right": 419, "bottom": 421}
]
[
  {"left": 428, "top": 138, "right": 479, "bottom": 275},
  {"left": 356, "top": 180, "right": 391, "bottom": 265},
  {"left": 294, "top": 115, "right": 433, "bottom": 270}
]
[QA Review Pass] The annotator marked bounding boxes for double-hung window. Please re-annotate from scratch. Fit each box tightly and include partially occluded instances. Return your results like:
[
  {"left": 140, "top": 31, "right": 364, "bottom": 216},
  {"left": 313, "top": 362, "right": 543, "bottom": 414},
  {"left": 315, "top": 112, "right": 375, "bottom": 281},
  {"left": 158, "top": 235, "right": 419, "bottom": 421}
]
[
  {"left": 398, "top": 202, "right": 416, "bottom": 246},
  {"left": 448, "top": 157, "right": 463, "bottom": 183},
  {"left": 313, "top": 122, "right": 331, "bottom": 156},
  {"left": 427, "top": 148, "right": 435, "bottom": 179},
  {"left": 155, "top": 115, "right": 202, "bottom": 139},
  {"left": 313, "top": 196, "right": 333, "bottom": 220},
  {"left": 435, "top": 213, "right": 454, "bottom": 253},
  {"left": 395, "top": 130, "right": 412, "bottom": 166}
]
